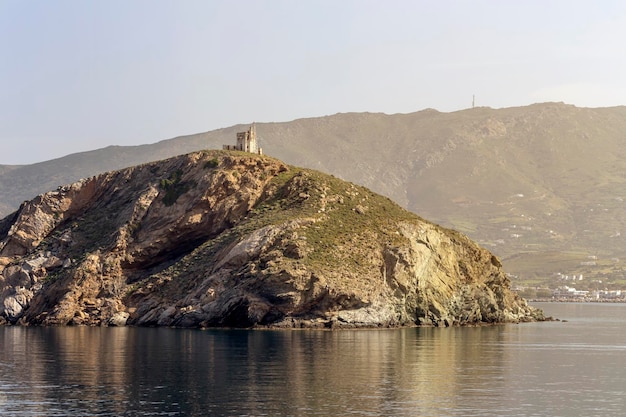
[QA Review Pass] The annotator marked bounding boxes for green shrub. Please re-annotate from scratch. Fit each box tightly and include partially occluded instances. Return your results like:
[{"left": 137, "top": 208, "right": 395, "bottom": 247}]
[{"left": 160, "top": 169, "right": 195, "bottom": 206}]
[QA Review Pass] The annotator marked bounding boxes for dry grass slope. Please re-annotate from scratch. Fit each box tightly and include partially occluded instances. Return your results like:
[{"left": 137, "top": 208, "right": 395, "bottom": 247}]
[{"left": 3, "top": 103, "right": 626, "bottom": 288}]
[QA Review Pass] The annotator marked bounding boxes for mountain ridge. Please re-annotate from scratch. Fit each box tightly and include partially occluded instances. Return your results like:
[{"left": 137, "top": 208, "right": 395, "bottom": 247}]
[{"left": 2, "top": 102, "right": 626, "bottom": 287}]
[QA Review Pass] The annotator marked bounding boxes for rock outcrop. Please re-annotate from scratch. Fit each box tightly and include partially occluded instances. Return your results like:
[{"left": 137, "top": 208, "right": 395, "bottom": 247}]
[{"left": 0, "top": 150, "right": 546, "bottom": 328}]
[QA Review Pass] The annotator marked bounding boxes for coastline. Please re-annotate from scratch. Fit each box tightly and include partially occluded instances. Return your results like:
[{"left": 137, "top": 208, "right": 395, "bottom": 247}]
[{"left": 527, "top": 298, "right": 626, "bottom": 303}]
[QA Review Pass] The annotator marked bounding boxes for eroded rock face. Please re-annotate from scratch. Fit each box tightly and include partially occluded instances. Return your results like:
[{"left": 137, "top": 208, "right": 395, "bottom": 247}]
[{"left": 0, "top": 151, "right": 546, "bottom": 328}]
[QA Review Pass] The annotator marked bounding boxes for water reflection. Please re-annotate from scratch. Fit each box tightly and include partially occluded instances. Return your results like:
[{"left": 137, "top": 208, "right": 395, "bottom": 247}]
[
  {"left": 1, "top": 325, "right": 512, "bottom": 416},
  {"left": 1, "top": 306, "right": 625, "bottom": 416}
]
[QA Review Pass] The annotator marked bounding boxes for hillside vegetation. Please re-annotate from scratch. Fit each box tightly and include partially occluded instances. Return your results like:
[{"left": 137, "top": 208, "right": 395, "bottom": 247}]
[
  {"left": 2, "top": 102, "right": 626, "bottom": 288},
  {"left": 0, "top": 151, "right": 544, "bottom": 327}
]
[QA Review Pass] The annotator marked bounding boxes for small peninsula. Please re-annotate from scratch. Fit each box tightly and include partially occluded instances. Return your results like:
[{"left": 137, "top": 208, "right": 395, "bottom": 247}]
[{"left": 0, "top": 150, "right": 546, "bottom": 328}]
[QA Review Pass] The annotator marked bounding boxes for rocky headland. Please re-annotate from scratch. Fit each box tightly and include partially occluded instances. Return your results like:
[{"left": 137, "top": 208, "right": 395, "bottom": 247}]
[{"left": 0, "top": 151, "right": 546, "bottom": 328}]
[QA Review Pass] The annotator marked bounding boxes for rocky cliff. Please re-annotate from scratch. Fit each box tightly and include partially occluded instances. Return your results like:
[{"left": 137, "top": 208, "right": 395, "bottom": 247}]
[{"left": 0, "top": 150, "right": 546, "bottom": 328}]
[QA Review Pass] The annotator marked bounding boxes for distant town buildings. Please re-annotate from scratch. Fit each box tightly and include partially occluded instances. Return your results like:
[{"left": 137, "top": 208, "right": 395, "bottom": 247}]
[
  {"left": 223, "top": 124, "right": 263, "bottom": 155},
  {"left": 552, "top": 286, "right": 624, "bottom": 301},
  {"left": 553, "top": 286, "right": 589, "bottom": 299},
  {"left": 515, "top": 284, "right": 625, "bottom": 301}
]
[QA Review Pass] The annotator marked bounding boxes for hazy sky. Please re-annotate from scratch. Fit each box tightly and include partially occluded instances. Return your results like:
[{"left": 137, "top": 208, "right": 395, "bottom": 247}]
[{"left": 2, "top": 0, "right": 626, "bottom": 165}]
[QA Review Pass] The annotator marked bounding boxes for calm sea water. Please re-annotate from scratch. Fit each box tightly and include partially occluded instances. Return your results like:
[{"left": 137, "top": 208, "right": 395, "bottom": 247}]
[{"left": 1, "top": 302, "right": 625, "bottom": 416}]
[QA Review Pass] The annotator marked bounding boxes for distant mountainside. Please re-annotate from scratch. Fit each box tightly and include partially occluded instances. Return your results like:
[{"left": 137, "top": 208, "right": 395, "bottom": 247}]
[
  {"left": 0, "top": 151, "right": 543, "bottom": 327},
  {"left": 2, "top": 102, "right": 626, "bottom": 285}
]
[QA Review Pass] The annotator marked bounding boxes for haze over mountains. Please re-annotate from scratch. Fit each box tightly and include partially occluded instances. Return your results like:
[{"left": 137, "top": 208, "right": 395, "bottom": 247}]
[{"left": 2, "top": 102, "right": 626, "bottom": 285}]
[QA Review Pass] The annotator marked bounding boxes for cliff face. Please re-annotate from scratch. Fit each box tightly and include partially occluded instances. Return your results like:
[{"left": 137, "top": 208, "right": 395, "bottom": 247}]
[{"left": 0, "top": 151, "right": 545, "bottom": 328}]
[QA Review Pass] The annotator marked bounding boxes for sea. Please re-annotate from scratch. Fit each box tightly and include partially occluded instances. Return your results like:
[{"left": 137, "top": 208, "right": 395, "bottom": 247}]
[{"left": 0, "top": 302, "right": 625, "bottom": 416}]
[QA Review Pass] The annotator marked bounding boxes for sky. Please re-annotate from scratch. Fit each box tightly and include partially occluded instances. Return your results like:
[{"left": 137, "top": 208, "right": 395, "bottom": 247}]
[{"left": 2, "top": 0, "right": 626, "bottom": 165}]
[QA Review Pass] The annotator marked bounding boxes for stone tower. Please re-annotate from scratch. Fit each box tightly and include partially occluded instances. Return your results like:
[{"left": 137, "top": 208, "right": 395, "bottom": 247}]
[{"left": 223, "top": 124, "right": 262, "bottom": 154}]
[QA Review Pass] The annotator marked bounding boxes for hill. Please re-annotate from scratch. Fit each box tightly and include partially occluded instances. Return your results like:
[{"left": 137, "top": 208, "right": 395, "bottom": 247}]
[
  {"left": 0, "top": 151, "right": 544, "bottom": 327},
  {"left": 2, "top": 102, "right": 626, "bottom": 288}
]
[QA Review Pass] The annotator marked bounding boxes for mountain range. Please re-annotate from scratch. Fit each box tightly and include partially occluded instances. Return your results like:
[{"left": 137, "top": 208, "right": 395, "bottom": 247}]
[{"left": 2, "top": 102, "right": 625, "bottom": 287}]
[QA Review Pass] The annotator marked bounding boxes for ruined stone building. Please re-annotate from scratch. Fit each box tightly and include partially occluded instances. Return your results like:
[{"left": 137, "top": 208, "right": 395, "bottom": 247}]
[{"left": 223, "top": 124, "right": 262, "bottom": 155}]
